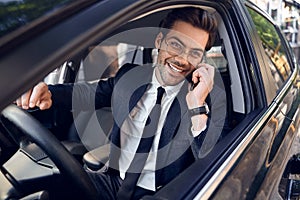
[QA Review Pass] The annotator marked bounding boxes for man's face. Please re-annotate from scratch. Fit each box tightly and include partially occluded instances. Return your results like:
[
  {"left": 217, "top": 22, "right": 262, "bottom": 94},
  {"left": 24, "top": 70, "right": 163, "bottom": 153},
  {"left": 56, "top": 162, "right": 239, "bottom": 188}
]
[{"left": 155, "top": 20, "right": 209, "bottom": 86}]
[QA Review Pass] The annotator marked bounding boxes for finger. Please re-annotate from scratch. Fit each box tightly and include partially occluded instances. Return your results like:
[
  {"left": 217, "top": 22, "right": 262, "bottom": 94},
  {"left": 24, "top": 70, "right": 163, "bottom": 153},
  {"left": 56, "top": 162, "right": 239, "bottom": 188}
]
[
  {"left": 192, "top": 70, "right": 202, "bottom": 84},
  {"left": 38, "top": 90, "right": 52, "bottom": 110},
  {"left": 199, "top": 67, "right": 214, "bottom": 92},
  {"left": 206, "top": 64, "right": 215, "bottom": 79},
  {"left": 197, "top": 63, "right": 214, "bottom": 73},
  {"left": 29, "top": 82, "right": 48, "bottom": 108},
  {"left": 192, "top": 67, "right": 207, "bottom": 83},
  {"left": 194, "top": 66, "right": 214, "bottom": 92},
  {"left": 20, "top": 90, "right": 33, "bottom": 109},
  {"left": 15, "top": 98, "right": 22, "bottom": 107},
  {"left": 39, "top": 99, "right": 52, "bottom": 110}
]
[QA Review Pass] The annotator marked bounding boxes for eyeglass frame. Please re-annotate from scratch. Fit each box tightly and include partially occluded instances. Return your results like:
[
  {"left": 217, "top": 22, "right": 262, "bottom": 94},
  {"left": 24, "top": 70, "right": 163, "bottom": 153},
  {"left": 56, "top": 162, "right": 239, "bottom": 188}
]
[{"left": 162, "top": 36, "right": 206, "bottom": 67}]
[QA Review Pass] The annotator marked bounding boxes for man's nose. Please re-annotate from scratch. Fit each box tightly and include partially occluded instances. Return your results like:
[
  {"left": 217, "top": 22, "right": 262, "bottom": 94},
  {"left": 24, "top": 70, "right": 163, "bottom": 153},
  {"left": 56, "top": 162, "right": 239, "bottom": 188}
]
[
  {"left": 180, "top": 49, "right": 190, "bottom": 59},
  {"left": 176, "top": 50, "right": 190, "bottom": 64}
]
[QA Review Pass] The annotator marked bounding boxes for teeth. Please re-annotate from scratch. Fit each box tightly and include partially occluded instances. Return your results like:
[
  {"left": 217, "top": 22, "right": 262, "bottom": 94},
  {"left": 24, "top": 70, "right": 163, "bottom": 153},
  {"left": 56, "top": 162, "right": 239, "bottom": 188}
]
[{"left": 169, "top": 63, "right": 183, "bottom": 72}]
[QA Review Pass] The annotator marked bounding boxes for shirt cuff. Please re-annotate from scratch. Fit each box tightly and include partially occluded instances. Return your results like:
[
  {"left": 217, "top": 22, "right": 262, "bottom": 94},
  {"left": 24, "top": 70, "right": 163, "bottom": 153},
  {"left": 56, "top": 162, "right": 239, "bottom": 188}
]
[{"left": 191, "top": 124, "right": 207, "bottom": 137}]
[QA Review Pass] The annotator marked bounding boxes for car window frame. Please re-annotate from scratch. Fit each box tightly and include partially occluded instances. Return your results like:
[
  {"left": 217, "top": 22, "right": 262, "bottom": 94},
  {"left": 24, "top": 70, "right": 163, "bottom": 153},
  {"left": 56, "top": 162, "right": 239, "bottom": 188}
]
[
  {"left": 244, "top": 2, "right": 298, "bottom": 105},
  {"left": 131, "top": 1, "right": 263, "bottom": 199},
  {"left": 1, "top": 0, "right": 286, "bottom": 199},
  {"left": 48, "top": 1, "right": 254, "bottom": 199}
]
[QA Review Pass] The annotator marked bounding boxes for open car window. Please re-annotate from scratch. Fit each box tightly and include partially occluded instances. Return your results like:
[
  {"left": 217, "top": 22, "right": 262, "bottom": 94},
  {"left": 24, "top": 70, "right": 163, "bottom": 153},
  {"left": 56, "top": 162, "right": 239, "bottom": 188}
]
[
  {"left": 39, "top": 5, "right": 251, "bottom": 160},
  {"left": 14, "top": 4, "right": 268, "bottom": 199}
]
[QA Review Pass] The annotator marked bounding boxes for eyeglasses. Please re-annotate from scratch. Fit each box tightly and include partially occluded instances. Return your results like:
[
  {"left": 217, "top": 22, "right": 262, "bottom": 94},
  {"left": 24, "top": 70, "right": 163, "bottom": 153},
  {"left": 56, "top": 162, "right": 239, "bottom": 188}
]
[{"left": 164, "top": 37, "right": 205, "bottom": 67}]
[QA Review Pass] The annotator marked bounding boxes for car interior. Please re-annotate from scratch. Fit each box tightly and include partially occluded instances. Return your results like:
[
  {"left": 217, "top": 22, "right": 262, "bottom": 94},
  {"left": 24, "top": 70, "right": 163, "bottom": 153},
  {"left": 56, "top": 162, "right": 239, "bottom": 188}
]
[
  {"left": 34, "top": 6, "right": 247, "bottom": 169},
  {"left": 0, "top": 4, "right": 252, "bottom": 199}
]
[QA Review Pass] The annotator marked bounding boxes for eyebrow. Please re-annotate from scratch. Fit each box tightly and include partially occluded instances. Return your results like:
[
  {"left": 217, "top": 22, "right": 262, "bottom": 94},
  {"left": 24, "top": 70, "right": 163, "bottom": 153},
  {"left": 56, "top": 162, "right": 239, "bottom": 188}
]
[{"left": 168, "top": 36, "right": 205, "bottom": 52}]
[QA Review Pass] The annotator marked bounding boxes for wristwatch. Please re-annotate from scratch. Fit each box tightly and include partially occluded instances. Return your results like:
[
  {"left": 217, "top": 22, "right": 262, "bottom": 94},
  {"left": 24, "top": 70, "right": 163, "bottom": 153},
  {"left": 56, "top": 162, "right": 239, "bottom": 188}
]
[{"left": 189, "top": 102, "right": 209, "bottom": 116}]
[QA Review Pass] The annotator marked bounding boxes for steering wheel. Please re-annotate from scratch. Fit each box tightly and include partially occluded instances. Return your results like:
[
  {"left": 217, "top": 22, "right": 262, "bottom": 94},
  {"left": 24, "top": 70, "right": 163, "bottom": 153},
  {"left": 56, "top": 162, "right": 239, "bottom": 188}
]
[{"left": 1, "top": 105, "right": 98, "bottom": 200}]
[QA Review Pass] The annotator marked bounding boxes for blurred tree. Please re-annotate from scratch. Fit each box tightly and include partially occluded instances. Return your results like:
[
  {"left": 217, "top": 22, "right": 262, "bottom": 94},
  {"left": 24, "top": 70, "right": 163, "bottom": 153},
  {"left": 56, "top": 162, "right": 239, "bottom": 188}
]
[{"left": 248, "top": 7, "right": 282, "bottom": 52}]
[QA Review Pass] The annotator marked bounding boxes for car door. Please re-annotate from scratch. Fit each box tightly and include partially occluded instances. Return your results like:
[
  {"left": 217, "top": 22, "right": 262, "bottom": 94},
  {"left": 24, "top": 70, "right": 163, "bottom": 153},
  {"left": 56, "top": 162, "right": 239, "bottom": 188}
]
[
  {"left": 203, "top": 1, "right": 300, "bottom": 200},
  {"left": 0, "top": 0, "right": 298, "bottom": 199},
  {"left": 145, "top": 0, "right": 299, "bottom": 200}
]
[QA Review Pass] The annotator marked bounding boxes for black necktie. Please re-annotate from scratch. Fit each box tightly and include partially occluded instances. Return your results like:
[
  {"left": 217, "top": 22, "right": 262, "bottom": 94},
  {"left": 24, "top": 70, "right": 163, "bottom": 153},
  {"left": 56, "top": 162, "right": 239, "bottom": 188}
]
[{"left": 117, "top": 87, "right": 165, "bottom": 199}]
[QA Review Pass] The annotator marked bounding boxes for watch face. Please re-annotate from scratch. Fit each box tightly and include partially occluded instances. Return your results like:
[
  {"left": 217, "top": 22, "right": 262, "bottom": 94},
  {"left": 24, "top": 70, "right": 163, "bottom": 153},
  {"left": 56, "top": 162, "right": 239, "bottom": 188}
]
[{"left": 204, "top": 103, "right": 210, "bottom": 114}]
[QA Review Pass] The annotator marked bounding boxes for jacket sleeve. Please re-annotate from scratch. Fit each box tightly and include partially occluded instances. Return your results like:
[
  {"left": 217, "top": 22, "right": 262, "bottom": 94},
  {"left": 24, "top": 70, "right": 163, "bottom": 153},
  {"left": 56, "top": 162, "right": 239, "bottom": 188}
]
[
  {"left": 48, "top": 63, "right": 138, "bottom": 111},
  {"left": 191, "top": 83, "right": 231, "bottom": 159},
  {"left": 49, "top": 78, "right": 114, "bottom": 111}
]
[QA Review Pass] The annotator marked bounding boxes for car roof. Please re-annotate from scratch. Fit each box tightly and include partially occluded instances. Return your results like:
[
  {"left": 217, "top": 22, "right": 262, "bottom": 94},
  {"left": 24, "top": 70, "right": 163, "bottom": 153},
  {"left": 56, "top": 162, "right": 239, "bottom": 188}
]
[{"left": 0, "top": 0, "right": 141, "bottom": 111}]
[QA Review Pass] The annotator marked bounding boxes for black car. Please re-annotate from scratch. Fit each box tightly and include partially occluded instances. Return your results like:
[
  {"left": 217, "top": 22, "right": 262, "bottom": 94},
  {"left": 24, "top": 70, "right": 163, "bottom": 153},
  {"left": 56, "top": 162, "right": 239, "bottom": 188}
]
[{"left": 0, "top": 0, "right": 299, "bottom": 199}]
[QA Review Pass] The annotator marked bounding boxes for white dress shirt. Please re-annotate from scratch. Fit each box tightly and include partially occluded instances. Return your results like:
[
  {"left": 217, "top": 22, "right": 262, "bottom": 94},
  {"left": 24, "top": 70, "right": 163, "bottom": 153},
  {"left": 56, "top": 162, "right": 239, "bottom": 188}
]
[
  {"left": 118, "top": 68, "right": 206, "bottom": 191},
  {"left": 119, "top": 69, "right": 183, "bottom": 191}
]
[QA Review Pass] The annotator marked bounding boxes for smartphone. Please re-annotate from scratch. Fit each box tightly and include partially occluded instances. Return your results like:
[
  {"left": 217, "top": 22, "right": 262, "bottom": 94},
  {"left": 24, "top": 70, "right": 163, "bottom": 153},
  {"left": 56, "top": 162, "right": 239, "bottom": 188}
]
[{"left": 186, "top": 53, "right": 206, "bottom": 91}]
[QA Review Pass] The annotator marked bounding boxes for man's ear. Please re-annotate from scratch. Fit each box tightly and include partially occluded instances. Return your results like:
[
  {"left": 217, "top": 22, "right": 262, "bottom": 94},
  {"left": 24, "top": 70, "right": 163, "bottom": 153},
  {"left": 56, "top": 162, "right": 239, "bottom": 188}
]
[{"left": 155, "top": 32, "right": 163, "bottom": 49}]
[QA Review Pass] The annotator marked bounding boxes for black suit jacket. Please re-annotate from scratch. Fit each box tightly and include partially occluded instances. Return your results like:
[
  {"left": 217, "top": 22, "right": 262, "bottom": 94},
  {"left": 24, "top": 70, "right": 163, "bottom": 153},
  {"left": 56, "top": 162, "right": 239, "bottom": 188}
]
[{"left": 49, "top": 63, "right": 228, "bottom": 187}]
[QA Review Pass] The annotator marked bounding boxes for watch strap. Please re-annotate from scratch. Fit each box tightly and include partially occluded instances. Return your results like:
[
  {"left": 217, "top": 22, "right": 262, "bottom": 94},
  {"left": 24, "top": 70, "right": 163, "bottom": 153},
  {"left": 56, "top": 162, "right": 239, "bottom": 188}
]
[{"left": 189, "top": 103, "right": 209, "bottom": 116}]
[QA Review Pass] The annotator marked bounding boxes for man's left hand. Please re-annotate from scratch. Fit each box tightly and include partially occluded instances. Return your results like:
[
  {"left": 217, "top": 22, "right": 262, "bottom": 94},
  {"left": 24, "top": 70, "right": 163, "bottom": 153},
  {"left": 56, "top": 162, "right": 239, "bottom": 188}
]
[{"left": 186, "top": 63, "right": 214, "bottom": 109}]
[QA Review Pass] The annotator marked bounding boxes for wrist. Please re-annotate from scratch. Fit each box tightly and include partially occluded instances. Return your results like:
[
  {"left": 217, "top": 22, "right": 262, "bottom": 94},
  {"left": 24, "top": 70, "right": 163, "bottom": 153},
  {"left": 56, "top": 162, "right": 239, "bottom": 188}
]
[
  {"left": 188, "top": 99, "right": 206, "bottom": 109},
  {"left": 191, "top": 114, "right": 208, "bottom": 135}
]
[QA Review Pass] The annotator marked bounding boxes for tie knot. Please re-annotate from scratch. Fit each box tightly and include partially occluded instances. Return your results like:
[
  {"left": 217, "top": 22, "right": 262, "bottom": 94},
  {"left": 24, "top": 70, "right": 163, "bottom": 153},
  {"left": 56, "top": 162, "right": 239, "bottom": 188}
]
[{"left": 156, "top": 87, "right": 165, "bottom": 105}]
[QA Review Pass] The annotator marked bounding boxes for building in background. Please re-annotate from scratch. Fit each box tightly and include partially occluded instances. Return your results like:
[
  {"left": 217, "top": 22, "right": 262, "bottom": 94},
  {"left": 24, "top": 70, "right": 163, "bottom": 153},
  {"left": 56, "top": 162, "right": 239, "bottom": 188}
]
[{"left": 251, "top": 0, "right": 300, "bottom": 62}]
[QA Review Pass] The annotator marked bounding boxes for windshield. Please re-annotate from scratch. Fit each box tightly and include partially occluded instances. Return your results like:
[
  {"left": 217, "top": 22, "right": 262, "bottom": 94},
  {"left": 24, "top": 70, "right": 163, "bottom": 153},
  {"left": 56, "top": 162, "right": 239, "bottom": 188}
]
[{"left": 0, "top": 0, "right": 78, "bottom": 38}]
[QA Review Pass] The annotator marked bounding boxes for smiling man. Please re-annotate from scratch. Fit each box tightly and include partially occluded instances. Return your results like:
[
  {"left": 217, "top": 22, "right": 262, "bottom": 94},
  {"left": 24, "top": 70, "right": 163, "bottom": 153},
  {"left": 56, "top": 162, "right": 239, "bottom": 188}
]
[{"left": 16, "top": 7, "right": 228, "bottom": 200}]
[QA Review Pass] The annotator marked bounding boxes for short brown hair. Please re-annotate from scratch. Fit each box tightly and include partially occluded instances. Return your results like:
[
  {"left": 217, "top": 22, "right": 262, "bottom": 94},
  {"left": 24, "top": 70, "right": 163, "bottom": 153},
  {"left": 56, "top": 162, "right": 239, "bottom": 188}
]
[{"left": 159, "top": 7, "right": 218, "bottom": 51}]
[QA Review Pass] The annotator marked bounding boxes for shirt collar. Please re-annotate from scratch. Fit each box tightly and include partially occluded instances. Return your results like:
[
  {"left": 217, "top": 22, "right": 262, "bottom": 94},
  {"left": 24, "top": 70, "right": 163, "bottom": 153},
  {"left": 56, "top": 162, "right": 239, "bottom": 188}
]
[{"left": 151, "top": 68, "right": 184, "bottom": 97}]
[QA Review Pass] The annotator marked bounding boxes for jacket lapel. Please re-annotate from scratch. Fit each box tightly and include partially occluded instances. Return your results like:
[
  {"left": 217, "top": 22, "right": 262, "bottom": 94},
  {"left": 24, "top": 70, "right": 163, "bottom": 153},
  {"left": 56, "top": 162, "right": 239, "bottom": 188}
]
[
  {"left": 109, "top": 65, "right": 153, "bottom": 170},
  {"left": 158, "top": 98, "right": 181, "bottom": 149},
  {"left": 159, "top": 81, "right": 189, "bottom": 148},
  {"left": 156, "top": 82, "right": 190, "bottom": 171},
  {"left": 112, "top": 65, "right": 153, "bottom": 127}
]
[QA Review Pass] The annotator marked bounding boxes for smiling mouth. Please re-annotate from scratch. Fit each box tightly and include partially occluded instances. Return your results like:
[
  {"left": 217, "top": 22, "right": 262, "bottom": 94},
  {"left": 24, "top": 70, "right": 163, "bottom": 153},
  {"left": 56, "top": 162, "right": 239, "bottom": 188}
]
[{"left": 168, "top": 62, "right": 183, "bottom": 73}]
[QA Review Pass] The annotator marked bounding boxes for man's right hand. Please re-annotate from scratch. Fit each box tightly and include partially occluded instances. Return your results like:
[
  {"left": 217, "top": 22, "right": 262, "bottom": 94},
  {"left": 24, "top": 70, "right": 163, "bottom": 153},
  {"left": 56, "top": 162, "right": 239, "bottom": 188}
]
[{"left": 16, "top": 82, "right": 52, "bottom": 110}]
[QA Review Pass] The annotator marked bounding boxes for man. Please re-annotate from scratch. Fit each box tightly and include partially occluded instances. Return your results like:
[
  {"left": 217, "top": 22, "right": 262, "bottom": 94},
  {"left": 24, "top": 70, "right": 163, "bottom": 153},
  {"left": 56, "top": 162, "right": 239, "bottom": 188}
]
[{"left": 17, "top": 7, "right": 227, "bottom": 200}]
